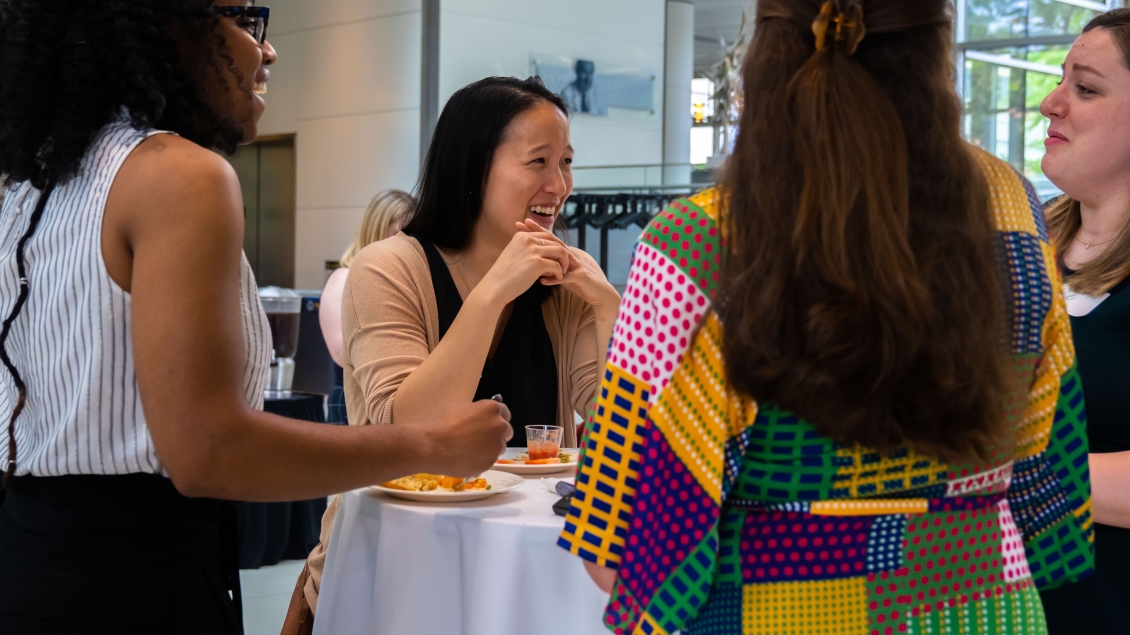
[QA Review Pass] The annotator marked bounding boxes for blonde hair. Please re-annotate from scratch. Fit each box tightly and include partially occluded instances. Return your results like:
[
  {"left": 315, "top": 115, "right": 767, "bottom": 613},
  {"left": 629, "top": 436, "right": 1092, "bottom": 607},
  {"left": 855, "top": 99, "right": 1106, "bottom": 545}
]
[
  {"left": 339, "top": 189, "right": 415, "bottom": 268},
  {"left": 1046, "top": 196, "right": 1130, "bottom": 295}
]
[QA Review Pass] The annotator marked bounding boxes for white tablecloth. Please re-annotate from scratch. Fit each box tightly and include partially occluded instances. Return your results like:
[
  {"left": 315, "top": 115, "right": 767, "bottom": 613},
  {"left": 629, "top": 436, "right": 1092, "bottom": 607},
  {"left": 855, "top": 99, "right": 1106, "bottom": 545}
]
[{"left": 313, "top": 476, "right": 612, "bottom": 635}]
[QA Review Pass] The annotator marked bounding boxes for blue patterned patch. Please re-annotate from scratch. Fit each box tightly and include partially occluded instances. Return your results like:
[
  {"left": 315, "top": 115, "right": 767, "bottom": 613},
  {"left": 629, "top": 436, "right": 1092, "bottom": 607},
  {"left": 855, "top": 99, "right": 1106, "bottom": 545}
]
[
  {"left": 1000, "top": 231, "right": 1053, "bottom": 354},
  {"left": 866, "top": 514, "right": 908, "bottom": 573},
  {"left": 684, "top": 584, "right": 743, "bottom": 635},
  {"left": 1017, "top": 168, "right": 1051, "bottom": 242},
  {"left": 1008, "top": 454, "right": 1074, "bottom": 541},
  {"left": 723, "top": 424, "right": 755, "bottom": 499}
]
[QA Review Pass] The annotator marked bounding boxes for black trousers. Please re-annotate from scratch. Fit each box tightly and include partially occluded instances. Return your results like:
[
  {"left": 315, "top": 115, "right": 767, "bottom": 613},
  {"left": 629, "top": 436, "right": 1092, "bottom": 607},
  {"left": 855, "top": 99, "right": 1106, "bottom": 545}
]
[{"left": 0, "top": 474, "right": 243, "bottom": 634}]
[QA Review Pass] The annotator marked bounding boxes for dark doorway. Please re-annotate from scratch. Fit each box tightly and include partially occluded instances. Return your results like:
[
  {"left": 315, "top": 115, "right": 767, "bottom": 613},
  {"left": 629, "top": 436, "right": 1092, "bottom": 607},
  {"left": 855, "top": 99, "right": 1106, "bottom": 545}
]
[{"left": 226, "top": 135, "right": 296, "bottom": 288}]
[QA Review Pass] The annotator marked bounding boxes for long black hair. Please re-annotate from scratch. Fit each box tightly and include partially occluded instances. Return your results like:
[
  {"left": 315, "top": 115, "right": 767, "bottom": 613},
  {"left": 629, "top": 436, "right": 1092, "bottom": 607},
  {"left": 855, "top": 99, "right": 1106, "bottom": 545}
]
[
  {"left": 0, "top": 0, "right": 247, "bottom": 190},
  {"left": 402, "top": 76, "right": 569, "bottom": 250},
  {"left": 0, "top": 0, "right": 249, "bottom": 486}
]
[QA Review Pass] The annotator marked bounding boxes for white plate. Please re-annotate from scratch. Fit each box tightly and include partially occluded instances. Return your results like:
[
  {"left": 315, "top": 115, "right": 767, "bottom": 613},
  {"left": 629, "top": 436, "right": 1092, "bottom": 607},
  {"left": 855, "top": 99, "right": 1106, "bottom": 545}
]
[
  {"left": 492, "top": 448, "right": 579, "bottom": 475},
  {"left": 368, "top": 470, "right": 524, "bottom": 503}
]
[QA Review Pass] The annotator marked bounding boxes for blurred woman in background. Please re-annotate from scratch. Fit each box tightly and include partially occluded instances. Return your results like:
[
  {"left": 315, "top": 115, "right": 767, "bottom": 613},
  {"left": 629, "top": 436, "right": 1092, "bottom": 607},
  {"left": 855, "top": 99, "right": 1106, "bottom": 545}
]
[
  {"left": 560, "top": 0, "right": 1092, "bottom": 632},
  {"left": 319, "top": 189, "right": 414, "bottom": 424}
]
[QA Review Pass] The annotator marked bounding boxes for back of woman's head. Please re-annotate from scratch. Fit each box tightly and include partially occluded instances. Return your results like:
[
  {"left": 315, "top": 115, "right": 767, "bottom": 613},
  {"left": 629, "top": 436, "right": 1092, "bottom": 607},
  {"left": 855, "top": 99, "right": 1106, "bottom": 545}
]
[
  {"left": 0, "top": 0, "right": 246, "bottom": 190},
  {"left": 719, "top": 0, "right": 1007, "bottom": 462},
  {"left": 340, "top": 189, "right": 415, "bottom": 267},
  {"left": 403, "top": 76, "right": 567, "bottom": 250}
]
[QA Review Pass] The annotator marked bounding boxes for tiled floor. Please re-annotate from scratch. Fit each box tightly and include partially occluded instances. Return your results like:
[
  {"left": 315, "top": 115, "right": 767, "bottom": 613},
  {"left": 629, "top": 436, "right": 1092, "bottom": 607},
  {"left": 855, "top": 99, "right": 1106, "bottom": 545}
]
[{"left": 241, "top": 559, "right": 305, "bottom": 635}]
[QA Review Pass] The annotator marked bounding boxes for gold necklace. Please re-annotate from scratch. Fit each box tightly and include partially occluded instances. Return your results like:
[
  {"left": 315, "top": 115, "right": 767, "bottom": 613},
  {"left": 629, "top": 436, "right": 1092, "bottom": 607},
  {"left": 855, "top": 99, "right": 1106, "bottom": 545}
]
[
  {"left": 442, "top": 250, "right": 473, "bottom": 296},
  {"left": 453, "top": 263, "right": 472, "bottom": 295},
  {"left": 1075, "top": 234, "right": 1116, "bottom": 250}
]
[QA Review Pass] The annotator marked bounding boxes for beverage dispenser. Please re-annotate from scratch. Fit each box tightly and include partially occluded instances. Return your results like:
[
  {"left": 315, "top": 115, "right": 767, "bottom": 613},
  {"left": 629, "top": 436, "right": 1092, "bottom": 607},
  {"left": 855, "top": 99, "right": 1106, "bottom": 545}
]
[{"left": 259, "top": 286, "right": 302, "bottom": 398}]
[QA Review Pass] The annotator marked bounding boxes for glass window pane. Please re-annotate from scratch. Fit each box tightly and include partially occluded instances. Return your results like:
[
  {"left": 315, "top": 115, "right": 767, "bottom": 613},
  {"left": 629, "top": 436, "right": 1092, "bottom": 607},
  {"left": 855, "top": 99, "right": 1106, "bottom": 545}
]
[
  {"left": 964, "top": 0, "right": 1099, "bottom": 42},
  {"left": 962, "top": 44, "right": 1070, "bottom": 199},
  {"left": 690, "top": 127, "right": 714, "bottom": 165}
]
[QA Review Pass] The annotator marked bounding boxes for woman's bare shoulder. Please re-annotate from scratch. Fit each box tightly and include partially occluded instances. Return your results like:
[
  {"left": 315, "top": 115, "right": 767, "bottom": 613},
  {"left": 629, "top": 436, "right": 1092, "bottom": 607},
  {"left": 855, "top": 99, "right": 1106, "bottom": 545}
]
[
  {"left": 112, "top": 134, "right": 241, "bottom": 230},
  {"left": 125, "top": 134, "right": 234, "bottom": 188}
]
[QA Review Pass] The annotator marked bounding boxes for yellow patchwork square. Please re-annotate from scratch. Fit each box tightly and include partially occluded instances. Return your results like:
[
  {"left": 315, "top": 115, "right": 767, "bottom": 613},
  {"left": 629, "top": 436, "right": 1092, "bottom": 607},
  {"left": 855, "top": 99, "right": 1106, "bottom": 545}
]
[
  {"left": 974, "top": 148, "right": 1040, "bottom": 238},
  {"left": 833, "top": 445, "right": 948, "bottom": 498},
  {"left": 650, "top": 314, "right": 734, "bottom": 505},
  {"left": 562, "top": 364, "right": 648, "bottom": 567},
  {"left": 742, "top": 578, "right": 868, "bottom": 634},
  {"left": 686, "top": 188, "right": 721, "bottom": 222}
]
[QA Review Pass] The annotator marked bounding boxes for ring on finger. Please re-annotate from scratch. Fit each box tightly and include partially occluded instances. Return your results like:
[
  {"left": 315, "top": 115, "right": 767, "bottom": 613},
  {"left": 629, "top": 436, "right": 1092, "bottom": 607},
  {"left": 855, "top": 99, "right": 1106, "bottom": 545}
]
[{"left": 539, "top": 238, "right": 545, "bottom": 246}]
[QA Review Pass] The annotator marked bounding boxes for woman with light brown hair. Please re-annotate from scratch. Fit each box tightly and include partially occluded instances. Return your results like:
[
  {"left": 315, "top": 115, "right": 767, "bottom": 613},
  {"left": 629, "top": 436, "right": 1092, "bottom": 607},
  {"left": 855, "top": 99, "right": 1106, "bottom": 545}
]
[
  {"left": 558, "top": 0, "right": 1092, "bottom": 632},
  {"left": 319, "top": 189, "right": 414, "bottom": 423},
  {"left": 1035, "top": 9, "right": 1130, "bottom": 632}
]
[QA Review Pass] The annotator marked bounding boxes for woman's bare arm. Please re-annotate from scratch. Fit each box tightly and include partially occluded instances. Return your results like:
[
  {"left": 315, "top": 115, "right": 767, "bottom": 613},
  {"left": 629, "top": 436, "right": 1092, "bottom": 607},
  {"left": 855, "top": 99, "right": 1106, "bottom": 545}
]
[
  {"left": 319, "top": 267, "right": 349, "bottom": 366},
  {"left": 584, "top": 561, "right": 617, "bottom": 594},
  {"left": 389, "top": 231, "right": 570, "bottom": 426},
  {"left": 103, "top": 135, "right": 510, "bottom": 501},
  {"left": 1088, "top": 451, "right": 1130, "bottom": 528}
]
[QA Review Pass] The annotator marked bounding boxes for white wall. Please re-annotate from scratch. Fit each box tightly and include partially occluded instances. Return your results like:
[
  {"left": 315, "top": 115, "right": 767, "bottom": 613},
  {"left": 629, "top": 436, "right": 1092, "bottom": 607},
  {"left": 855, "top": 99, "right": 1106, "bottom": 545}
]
[
  {"left": 259, "top": 0, "right": 670, "bottom": 288},
  {"left": 437, "top": 0, "right": 666, "bottom": 169},
  {"left": 259, "top": 0, "right": 423, "bottom": 289}
]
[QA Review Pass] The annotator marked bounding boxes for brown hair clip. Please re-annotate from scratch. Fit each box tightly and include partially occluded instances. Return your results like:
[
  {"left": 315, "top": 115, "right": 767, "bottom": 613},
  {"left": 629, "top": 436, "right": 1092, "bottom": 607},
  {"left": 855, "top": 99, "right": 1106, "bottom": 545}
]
[{"left": 812, "top": 0, "right": 867, "bottom": 55}]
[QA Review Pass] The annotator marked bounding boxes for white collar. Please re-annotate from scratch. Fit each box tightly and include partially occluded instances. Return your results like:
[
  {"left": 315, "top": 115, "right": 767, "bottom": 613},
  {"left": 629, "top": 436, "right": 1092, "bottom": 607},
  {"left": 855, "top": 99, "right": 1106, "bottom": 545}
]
[{"left": 1064, "top": 284, "right": 1110, "bottom": 317}]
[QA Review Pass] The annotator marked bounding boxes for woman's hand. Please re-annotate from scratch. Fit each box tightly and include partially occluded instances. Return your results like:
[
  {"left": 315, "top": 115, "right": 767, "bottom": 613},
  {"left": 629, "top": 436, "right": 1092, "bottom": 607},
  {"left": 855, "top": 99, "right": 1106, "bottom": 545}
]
[
  {"left": 515, "top": 220, "right": 620, "bottom": 311},
  {"left": 414, "top": 400, "right": 514, "bottom": 478},
  {"left": 475, "top": 226, "right": 573, "bottom": 305}
]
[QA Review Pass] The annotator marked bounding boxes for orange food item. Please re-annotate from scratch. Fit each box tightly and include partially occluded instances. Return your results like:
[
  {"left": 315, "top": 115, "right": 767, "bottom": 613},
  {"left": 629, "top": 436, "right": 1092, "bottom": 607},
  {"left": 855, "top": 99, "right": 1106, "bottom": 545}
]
[
  {"left": 438, "top": 475, "right": 465, "bottom": 489},
  {"left": 495, "top": 459, "right": 515, "bottom": 464},
  {"left": 380, "top": 474, "right": 475, "bottom": 492},
  {"left": 528, "top": 444, "right": 560, "bottom": 461},
  {"left": 524, "top": 458, "right": 562, "bottom": 465}
]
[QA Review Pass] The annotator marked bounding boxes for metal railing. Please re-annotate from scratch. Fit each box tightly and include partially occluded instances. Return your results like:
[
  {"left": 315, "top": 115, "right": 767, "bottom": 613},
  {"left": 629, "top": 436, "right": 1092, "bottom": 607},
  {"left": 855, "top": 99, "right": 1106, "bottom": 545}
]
[{"left": 570, "top": 162, "right": 716, "bottom": 194}]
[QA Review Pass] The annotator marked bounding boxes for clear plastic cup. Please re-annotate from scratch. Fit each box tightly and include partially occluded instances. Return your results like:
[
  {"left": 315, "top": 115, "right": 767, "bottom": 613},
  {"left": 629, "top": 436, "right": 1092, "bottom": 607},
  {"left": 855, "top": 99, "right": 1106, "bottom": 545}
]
[{"left": 526, "top": 425, "right": 564, "bottom": 461}]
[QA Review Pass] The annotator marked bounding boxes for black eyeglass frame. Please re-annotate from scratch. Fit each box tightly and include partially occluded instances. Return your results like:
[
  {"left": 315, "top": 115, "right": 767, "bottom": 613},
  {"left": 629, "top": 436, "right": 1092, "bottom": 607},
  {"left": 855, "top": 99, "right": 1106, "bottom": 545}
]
[{"left": 212, "top": 6, "right": 271, "bottom": 44}]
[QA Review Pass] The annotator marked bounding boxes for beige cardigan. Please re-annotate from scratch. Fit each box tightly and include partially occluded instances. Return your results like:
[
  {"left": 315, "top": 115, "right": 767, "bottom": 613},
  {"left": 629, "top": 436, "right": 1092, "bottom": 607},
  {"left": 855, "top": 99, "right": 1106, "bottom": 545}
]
[
  {"left": 340, "top": 232, "right": 598, "bottom": 444},
  {"left": 304, "top": 233, "right": 600, "bottom": 610}
]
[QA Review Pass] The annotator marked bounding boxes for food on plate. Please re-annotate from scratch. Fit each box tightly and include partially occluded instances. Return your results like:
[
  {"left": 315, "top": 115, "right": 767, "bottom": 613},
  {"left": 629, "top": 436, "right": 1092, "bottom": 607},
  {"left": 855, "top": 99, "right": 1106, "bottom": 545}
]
[
  {"left": 380, "top": 474, "right": 489, "bottom": 492},
  {"left": 496, "top": 450, "right": 575, "bottom": 465}
]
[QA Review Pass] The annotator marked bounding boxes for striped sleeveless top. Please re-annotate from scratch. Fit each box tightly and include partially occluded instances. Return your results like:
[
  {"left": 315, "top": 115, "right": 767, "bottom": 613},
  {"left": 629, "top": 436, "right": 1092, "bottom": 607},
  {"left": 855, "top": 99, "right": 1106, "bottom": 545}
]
[{"left": 0, "top": 118, "right": 271, "bottom": 477}]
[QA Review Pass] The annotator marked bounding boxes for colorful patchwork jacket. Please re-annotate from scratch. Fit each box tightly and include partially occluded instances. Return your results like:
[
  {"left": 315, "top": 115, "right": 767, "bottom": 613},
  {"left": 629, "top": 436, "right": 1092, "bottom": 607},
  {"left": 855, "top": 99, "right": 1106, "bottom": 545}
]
[{"left": 559, "top": 149, "right": 1093, "bottom": 635}]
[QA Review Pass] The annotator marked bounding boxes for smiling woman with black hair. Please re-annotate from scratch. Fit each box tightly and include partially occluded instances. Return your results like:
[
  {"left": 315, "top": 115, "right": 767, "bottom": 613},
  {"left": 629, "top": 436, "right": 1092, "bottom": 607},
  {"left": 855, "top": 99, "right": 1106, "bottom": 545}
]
[
  {"left": 340, "top": 76, "right": 620, "bottom": 446},
  {"left": 0, "top": 2, "right": 512, "bottom": 632},
  {"left": 295, "top": 76, "right": 621, "bottom": 618}
]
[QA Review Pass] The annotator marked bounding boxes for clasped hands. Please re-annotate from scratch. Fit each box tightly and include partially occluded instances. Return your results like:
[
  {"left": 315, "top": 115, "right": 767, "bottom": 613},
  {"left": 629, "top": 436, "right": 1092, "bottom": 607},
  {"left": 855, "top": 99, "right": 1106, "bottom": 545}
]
[{"left": 481, "top": 219, "right": 620, "bottom": 312}]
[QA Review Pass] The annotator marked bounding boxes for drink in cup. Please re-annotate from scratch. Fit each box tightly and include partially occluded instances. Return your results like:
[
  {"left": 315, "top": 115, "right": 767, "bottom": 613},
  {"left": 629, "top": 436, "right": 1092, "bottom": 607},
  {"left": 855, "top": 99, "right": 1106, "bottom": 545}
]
[{"left": 526, "top": 425, "right": 563, "bottom": 460}]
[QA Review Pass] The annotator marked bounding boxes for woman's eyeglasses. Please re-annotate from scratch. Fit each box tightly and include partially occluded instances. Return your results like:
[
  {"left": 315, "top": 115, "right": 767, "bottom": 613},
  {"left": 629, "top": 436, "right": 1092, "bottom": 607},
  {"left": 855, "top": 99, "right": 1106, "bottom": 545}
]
[{"left": 212, "top": 6, "right": 270, "bottom": 45}]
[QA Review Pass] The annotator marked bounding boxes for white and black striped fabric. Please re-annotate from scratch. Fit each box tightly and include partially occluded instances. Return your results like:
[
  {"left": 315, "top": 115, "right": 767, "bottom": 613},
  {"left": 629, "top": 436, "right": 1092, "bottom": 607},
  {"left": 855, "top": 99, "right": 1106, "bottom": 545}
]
[{"left": 0, "top": 118, "right": 271, "bottom": 477}]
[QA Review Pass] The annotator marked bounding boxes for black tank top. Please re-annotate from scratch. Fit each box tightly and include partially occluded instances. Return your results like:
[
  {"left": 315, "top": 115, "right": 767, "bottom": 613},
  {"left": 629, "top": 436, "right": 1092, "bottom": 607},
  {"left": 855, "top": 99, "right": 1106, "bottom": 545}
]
[{"left": 413, "top": 237, "right": 558, "bottom": 447}]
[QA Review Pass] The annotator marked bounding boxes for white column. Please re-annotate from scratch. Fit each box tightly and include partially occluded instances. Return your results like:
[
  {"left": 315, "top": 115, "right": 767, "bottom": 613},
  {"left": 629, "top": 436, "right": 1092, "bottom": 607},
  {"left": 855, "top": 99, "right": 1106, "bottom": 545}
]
[{"left": 663, "top": 0, "right": 694, "bottom": 187}]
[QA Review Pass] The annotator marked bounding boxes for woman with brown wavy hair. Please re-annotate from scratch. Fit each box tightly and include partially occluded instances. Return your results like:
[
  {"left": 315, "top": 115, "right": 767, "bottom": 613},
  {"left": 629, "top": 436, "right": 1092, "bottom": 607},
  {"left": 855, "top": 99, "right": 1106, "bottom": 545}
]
[{"left": 558, "top": 0, "right": 1093, "bottom": 632}]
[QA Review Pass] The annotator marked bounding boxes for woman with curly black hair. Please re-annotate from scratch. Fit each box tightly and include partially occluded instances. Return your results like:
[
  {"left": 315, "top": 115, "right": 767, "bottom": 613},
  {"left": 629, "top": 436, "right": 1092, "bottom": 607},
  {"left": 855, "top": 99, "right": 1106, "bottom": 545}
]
[{"left": 0, "top": 2, "right": 512, "bottom": 632}]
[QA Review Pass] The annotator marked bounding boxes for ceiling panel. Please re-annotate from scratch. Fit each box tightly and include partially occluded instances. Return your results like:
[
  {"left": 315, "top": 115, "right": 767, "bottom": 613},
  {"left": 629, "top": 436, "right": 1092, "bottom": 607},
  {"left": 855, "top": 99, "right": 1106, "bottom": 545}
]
[{"left": 689, "top": 0, "right": 753, "bottom": 73}]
